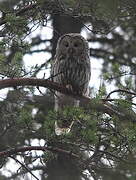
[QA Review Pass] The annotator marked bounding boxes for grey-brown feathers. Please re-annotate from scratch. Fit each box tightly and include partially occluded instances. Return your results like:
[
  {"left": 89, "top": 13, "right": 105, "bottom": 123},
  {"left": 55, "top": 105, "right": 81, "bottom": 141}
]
[{"left": 52, "top": 33, "right": 91, "bottom": 96}]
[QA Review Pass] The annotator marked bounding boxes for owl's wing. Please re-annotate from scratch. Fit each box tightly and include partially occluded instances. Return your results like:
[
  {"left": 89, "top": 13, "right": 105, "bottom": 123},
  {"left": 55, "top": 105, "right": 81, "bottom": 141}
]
[{"left": 50, "top": 57, "right": 57, "bottom": 82}]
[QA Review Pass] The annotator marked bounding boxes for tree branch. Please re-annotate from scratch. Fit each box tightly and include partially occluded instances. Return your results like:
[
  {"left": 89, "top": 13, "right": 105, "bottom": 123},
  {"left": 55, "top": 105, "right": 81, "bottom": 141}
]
[
  {"left": 0, "top": 146, "right": 79, "bottom": 158},
  {"left": 0, "top": 77, "right": 136, "bottom": 122},
  {"left": 106, "top": 89, "right": 136, "bottom": 99},
  {"left": 0, "top": 2, "right": 37, "bottom": 26},
  {"left": 0, "top": 78, "right": 69, "bottom": 94},
  {"left": 10, "top": 156, "right": 39, "bottom": 180}
]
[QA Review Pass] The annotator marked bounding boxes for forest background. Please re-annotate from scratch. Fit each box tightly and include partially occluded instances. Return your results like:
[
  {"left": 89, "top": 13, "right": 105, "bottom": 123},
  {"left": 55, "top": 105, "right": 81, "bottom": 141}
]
[{"left": 0, "top": 0, "right": 136, "bottom": 180}]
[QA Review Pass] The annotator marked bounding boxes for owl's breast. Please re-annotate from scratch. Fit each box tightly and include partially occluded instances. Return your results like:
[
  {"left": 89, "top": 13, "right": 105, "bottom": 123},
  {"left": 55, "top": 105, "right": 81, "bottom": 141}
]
[{"left": 57, "top": 56, "right": 90, "bottom": 94}]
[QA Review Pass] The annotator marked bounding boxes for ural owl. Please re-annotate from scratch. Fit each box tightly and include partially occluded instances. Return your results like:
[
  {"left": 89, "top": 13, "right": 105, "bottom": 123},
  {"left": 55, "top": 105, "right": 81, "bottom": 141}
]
[{"left": 52, "top": 33, "right": 91, "bottom": 135}]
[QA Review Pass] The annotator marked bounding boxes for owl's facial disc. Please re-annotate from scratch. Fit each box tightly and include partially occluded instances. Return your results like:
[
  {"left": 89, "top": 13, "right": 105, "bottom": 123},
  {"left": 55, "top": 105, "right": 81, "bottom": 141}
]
[
  {"left": 62, "top": 39, "right": 75, "bottom": 55},
  {"left": 58, "top": 35, "right": 87, "bottom": 57}
]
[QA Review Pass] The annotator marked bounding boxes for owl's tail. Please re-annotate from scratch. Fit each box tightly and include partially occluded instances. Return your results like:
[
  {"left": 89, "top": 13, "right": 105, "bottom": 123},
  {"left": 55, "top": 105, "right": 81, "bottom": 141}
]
[{"left": 55, "top": 121, "right": 74, "bottom": 136}]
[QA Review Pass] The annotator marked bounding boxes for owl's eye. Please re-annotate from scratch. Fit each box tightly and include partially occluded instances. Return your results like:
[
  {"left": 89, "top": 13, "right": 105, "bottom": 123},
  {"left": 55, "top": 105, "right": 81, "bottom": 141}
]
[{"left": 64, "top": 42, "right": 69, "bottom": 47}]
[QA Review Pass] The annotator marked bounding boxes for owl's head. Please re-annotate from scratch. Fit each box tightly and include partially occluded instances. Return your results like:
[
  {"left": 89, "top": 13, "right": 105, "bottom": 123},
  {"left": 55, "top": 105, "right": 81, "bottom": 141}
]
[{"left": 55, "top": 33, "right": 89, "bottom": 57}]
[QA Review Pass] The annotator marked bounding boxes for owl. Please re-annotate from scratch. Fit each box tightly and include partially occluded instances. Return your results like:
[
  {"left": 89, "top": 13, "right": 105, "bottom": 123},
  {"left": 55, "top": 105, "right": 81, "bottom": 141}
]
[{"left": 52, "top": 33, "right": 91, "bottom": 135}]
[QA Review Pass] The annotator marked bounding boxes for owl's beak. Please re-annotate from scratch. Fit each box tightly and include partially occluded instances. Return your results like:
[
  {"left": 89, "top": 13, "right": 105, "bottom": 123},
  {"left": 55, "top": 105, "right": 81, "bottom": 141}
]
[{"left": 68, "top": 47, "right": 74, "bottom": 54}]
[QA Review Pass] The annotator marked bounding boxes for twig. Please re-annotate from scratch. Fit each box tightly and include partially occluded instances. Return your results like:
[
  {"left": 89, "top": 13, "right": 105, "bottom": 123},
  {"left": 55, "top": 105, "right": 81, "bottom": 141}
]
[
  {"left": 106, "top": 89, "right": 136, "bottom": 99},
  {"left": 10, "top": 156, "right": 39, "bottom": 180}
]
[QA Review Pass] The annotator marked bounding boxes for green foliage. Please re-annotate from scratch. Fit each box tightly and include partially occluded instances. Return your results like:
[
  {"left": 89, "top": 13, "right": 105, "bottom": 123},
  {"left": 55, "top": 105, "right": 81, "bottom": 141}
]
[
  {"left": 43, "top": 110, "right": 56, "bottom": 138},
  {"left": 42, "top": 151, "right": 56, "bottom": 164},
  {"left": 0, "top": 53, "right": 5, "bottom": 63},
  {"left": 122, "top": 122, "right": 136, "bottom": 149},
  {"left": 103, "top": 72, "right": 111, "bottom": 80},
  {"left": 96, "top": 0, "right": 118, "bottom": 19},
  {"left": 80, "top": 112, "right": 98, "bottom": 144},
  {"left": 13, "top": 51, "right": 23, "bottom": 62},
  {"left": 114, "top": 99, "right": 132, "bottom": 109},
  {"left": 0, "top": 39, "right": 30, "bottom": 77},
  {"left": 5, "top": 14, "right": 28, "bottom": 37},
  {"left": 112, "top": 63, "right": 120, "bottom": 73},
  {"left": 43, "top": 106, "right": 99, "bottom": 145},
  {"left": 0, "top": 59, "right": 22, "bottom": 77},
  {"left": 124, "top": 76, "right": 133, "bottom": 89},
  {"left": 97, "top": 84, "right": 107, "bottom": 97},
  {"left": 17, "top": 105, "right": 33, "bottom": 127}
]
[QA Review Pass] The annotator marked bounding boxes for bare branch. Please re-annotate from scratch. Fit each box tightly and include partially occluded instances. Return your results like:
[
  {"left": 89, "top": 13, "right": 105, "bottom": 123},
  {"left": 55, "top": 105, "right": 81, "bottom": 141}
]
[{"left": 10, "top": 156, "right": 39, "bottom": 180}]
